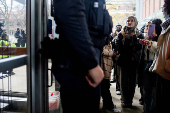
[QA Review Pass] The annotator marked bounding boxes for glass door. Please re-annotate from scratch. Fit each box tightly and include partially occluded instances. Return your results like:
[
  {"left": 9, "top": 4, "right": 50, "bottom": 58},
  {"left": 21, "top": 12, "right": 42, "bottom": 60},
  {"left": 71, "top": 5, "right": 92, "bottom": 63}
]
[
  {"left": 0, "top": 0, "right": 28, "bottom": 112},
  {"left": 47, "top": 0, "right": 62, "bottom": 113}
]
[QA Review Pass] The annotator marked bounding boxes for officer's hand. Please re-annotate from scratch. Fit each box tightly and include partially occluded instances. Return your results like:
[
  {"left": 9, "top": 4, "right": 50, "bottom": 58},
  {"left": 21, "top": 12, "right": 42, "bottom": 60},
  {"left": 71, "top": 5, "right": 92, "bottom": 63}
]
[{"left": 86, "top": 65, "right": 104, "bottom": 88}]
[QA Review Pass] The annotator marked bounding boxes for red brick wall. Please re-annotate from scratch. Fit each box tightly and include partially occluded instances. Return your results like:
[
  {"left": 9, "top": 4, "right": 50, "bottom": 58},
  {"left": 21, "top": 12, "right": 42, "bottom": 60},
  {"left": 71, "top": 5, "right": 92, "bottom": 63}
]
[
  {"left": 161, "top": 0, "right": 164, "bottom": 7},
  {"left": 143, "top": 0, "right": 146, "bottom": 19},
  {"left": 150, "top": 0, "right": 154, "bottom": 14},
  {"left": 155, "top": 0, "right": 160, "bottom": 12},
  {"left": 143, "top": 0, "right": 164, "bottom": 19},
  {"left": 120, "top": 6, "right": 124, "bottom": 10},
  {"left": 146, "top": 0, "right": 150, "bottom": 17}
]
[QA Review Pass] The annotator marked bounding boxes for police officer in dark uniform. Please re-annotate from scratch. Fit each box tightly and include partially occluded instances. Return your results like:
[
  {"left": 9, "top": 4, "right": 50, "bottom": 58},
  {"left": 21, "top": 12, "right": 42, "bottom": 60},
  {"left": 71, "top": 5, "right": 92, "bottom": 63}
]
[
  {"left": 14, "top": 28, "right": 21, "bottom": 47},
  {"left": 1, "top": 29, "right": 8, "bottom": 40},
  {"left": 20, "top": 29, "right": 26, "bottom": 47},
  {"left": 52, "top": 0, "right": 104, "bottom": 113},
  {"left": 0, "top": 22, "right": 4, "bottom": 37},
  {"left": 0, "top": 29, "right": 8, "bottom": 46}
]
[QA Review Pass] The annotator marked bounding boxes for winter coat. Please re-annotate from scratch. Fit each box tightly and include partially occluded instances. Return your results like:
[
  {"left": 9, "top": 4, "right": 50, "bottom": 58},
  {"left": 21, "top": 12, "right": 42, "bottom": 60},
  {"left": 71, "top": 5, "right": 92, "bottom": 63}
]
[
  {"left": 1, "top": 32, "right": 8, "bottom": 41},
  {"left": 101, "top": 43, "right": 114, "bottom": 79},
  {"left": 149, "top": 24, "right": 170, "bottom": 81},
  {"left": 14, "top": 31, "right": 21, "bottom": 39},
  {"left": 115, "top": 27, "right": 143, "bottom": 67}
]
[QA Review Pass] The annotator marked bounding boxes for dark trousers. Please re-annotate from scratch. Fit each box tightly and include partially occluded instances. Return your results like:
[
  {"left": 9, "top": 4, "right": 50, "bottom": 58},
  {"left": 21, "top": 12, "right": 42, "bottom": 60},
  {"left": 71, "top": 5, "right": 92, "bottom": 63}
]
[
  {"left": 116, "top": 65, "right": 120, "bottom": 91},
  {"left": 119, "top": 65, "right": 136, "bottom": 104},
  {"left": 21, "top": 39, "right": 26, "bottom": 47},
  {"left": 143, "top": 72, "right": 156, "bottom": 113},
  {"left": 101, "top": 79, "right": 114, "bottom": 110},
  {"left": 54, "top": 72, "right": 101, "bottom": 113},
  {"left": 94, "top": 47, "right": 101, "bottom": 65},
  {"left": 15, "top": 43, "right": 20, "bottom": 47},
  {"left": 156, "top": 75, "right": 170, "bottom": 113},
  {"left": 15, "top": 39, "right": 21, "bottom": 47}
]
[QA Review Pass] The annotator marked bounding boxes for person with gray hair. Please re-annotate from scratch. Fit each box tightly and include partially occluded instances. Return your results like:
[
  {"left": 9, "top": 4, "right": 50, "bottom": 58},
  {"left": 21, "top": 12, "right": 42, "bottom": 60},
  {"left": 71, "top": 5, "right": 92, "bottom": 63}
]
[{"left": 115, "top": 16, "right": 143, "bottom": 108}]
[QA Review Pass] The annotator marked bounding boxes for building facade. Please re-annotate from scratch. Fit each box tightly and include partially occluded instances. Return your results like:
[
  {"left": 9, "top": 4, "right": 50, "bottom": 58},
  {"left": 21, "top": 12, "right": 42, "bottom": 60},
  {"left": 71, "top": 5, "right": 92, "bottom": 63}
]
[
  {"left": 136, "top": 0, "right": 164, "bottom": 28},
  {"left": 106, "top": 0, "right": 136, "bottom": 28}
]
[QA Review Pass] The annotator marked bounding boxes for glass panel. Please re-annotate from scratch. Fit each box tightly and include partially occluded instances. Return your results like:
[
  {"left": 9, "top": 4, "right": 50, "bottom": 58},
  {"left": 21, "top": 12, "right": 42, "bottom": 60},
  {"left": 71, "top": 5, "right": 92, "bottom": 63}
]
[
  {"left": 48, "top": 0, "right": 61, "bottom": 112},
  {"left": 48, "top": 61, "right": 62, "bottom": 113},
  {"left": 0, "top": 0, "right": 26, "bottom": 60},
  {"left": 0, "top": 0, "right": 27, "bottom": 112},
  {"left": 0, "top": 65, "right": 27, "bottom": 112}
]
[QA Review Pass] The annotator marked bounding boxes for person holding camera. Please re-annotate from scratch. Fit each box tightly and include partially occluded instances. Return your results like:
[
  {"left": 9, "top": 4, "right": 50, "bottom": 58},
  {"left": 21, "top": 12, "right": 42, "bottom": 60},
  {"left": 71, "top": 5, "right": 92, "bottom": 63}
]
[{"left": 115, "top": 16, "right": 143, "bottom": 108}]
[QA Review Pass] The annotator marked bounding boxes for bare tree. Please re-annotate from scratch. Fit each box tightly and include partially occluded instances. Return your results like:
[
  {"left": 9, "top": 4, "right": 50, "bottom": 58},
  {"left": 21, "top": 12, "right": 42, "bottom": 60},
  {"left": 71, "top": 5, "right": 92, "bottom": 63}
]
[
  {"left": 0, "top": 0, "right": 13, "bottom": 34},
  {"left": 106, "top": 0, "right": 136, "bottom": 28},
  {"left": 11, "top": 4, "right": 26, "bottom": 30}
]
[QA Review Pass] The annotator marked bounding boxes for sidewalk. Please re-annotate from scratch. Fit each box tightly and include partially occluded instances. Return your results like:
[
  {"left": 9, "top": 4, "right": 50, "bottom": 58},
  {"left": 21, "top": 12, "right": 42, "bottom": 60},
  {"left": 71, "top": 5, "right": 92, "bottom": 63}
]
[
  {"left": 0, "top": 65, "right": 143, "bottom": 113},
  {"left": 101, "top": 83, "right": 143, "bottom": 113}
]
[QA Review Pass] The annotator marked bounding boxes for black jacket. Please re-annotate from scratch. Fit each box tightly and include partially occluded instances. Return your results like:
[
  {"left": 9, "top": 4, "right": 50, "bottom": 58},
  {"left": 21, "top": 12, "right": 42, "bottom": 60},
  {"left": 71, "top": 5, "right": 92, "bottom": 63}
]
[
  {"left": 14, "top": 31, "right": 21, "bottom": 39},
  {"left": 1, "top": 32, "right": 8, "bottom": 41},
  {"left": 52, "top": 0, "right": 98, "bottom": 76},
  {"left": 21, "top": 31, "right": 26, "bottom": 40},
  {"left": 115, "top": 33, "right": 143, "bottom": 66}
]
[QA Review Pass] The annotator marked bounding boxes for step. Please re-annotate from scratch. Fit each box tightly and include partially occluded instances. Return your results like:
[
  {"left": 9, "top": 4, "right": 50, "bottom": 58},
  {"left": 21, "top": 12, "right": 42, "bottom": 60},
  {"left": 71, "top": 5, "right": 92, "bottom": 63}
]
[
  {"left": 0, "top": 74, "right": 9, "bottom": 79},
  {"left": 0, "top": 96, "right": 27, "bottom": 111},
  {"left": 0, "top": 102, "right": 9, "bottom": 109},
  {"left": 0, "top": 91, "right": 27, "bottom": 98}
]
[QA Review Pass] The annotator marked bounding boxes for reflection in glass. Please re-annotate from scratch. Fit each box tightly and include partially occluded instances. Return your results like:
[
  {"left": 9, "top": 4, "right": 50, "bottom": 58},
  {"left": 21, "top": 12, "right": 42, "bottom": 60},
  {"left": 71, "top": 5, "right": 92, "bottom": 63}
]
[
  {"left": 0, "top": 0, "right": 27, "bottom": 112},
  {"left": 0, "top": 66, "right": 27, "bottom": 112},
  {"left": 0, "top": 0, "right": 26, "bottom": 60}
]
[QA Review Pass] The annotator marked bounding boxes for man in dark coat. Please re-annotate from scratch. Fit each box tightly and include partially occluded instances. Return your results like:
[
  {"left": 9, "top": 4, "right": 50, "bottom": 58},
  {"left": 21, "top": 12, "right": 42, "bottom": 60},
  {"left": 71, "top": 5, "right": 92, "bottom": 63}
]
[
  {"left": 1, "top": 29, "right": 8, "bottom": 40},
  {"left": 52, "top": 0, "right": 104, "bottom": 113},
  {"left": 14, "top": 28, "right": 21, "bottom": 47},
  {"left": 20, "top": 29, "right": 26, "bottom": 47}
]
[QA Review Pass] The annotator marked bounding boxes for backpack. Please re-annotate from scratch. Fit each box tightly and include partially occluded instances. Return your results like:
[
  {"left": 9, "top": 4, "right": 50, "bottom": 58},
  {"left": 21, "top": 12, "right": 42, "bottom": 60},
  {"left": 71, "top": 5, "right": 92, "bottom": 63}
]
[{"left": 84, "top": 0, "right": 113, "bottom": 49}]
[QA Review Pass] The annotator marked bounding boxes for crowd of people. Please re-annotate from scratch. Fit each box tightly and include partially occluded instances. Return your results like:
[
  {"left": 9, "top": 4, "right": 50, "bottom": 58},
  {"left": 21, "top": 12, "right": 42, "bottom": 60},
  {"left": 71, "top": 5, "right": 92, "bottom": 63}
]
[
  {"left": 0, "top": 28, "right": 26, "bottom": 75},
  {"left": 0, "top": 28, "right": 26, "bottom": 47},
  {"left": 43, "top": 0, "right": 170, "bottom": 113}
]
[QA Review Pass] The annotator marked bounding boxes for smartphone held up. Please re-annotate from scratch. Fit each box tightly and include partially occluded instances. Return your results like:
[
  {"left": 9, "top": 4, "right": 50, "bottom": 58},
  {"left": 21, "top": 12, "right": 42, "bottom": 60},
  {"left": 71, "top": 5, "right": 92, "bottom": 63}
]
[{"left": 148, "top": 24, "right": 155, "bottom": 37}]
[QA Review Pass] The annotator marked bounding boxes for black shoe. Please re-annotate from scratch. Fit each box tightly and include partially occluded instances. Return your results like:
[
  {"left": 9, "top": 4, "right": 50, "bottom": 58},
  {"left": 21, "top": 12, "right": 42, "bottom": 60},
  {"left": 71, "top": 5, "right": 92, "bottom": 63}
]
[
  {"left": 106, "top": 105, "right": 121, "bottom": 113},
  {"left": 110, "top": 80, "right": 116, "bottom": 83},
  {"left": 121, "top": 103, "right": 132, "bottom": 108},
  {"left": 10, "top": 71, "right": 15, "bottom": 75},
  {"left": 2, "top": 72, "right": 8, "bottom": 74},
  {"left": 139, "top": 98, "right": 144, "bottom": 105}
]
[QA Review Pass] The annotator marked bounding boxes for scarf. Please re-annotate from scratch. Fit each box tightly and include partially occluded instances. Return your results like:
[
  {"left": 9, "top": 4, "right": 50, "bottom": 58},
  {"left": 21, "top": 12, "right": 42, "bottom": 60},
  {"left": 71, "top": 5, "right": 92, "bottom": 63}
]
[{"left": 161, "top": 18, "right": 170, "bottom": 30}]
